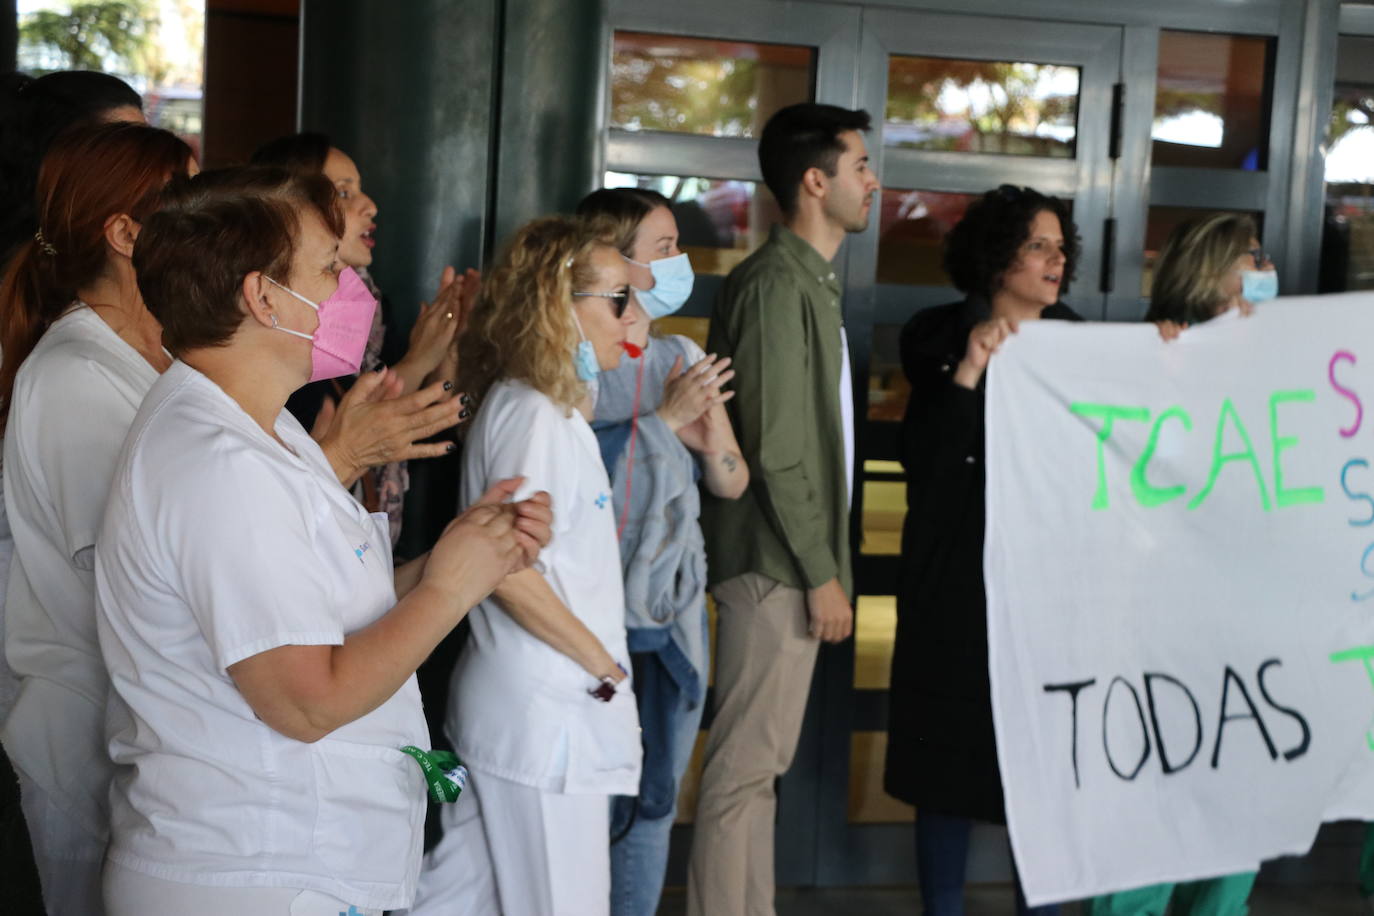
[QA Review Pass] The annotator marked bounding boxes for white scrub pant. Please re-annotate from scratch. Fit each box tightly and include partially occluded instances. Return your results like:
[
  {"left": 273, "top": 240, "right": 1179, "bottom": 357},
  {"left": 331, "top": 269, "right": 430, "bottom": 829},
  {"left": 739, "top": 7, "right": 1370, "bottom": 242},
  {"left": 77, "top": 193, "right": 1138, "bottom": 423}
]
[
  {"left": 102, "top": 863, "right": 382, "bottom": 916},
  {"left": 16, "top": 767, "right": 105, "bottom": 916},
  {"left": 404, "top": 767, "right": 611, "bottom": 916}
]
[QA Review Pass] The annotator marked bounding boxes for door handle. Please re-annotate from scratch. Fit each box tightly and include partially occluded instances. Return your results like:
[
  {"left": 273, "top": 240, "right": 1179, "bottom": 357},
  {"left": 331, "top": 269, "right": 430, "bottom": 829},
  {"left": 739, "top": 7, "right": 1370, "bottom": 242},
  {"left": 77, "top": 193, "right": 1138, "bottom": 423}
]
[
  {"left": 1100, "top": 217, "right": 1117, "bottom": 294},
  {"left": 1109, "top": 82, "right": 1124, "bottom": 160}
]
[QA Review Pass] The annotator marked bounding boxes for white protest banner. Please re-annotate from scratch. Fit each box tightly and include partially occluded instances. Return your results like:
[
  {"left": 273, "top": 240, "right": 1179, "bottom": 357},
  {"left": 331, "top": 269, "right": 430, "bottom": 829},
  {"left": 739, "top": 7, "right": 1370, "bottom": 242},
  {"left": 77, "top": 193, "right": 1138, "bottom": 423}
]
[{"left": 984, "top": 295, "right": 1374, "bottom": 905}]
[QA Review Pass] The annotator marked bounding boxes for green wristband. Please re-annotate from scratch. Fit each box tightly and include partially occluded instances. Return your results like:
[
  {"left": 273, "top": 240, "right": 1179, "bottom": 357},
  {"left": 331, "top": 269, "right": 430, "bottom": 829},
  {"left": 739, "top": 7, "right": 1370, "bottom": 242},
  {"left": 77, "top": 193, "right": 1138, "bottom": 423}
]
[{"left": 400, "top": 746, "right": 468, "bottom": 804}]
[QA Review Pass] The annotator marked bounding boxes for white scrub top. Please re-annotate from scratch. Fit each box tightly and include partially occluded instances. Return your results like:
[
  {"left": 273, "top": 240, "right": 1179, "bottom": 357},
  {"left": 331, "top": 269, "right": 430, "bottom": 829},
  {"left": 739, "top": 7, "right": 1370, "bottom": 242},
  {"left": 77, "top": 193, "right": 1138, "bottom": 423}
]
[
  {"left": 449, "top": 379, "right": 641, "bottom": 795},
  {"left": 2, "top": 304, "right": 159, "bottom": 837},
  {"left": 0, "top": 472, "right": 20, "bottom": 723},
  {"left": 95, "top": 361, "right": 429, "bottom": 911}
]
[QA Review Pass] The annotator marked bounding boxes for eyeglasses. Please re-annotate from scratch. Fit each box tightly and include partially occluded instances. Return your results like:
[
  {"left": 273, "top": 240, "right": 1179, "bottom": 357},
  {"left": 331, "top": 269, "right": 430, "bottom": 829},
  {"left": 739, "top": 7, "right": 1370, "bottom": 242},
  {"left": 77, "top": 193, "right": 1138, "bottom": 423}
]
[
  {"left": 572, "top": 289, "right": 630, "bottom": 318},
  {"left": 1249, "top": 247, "right": 1271, "bottom": 268}
]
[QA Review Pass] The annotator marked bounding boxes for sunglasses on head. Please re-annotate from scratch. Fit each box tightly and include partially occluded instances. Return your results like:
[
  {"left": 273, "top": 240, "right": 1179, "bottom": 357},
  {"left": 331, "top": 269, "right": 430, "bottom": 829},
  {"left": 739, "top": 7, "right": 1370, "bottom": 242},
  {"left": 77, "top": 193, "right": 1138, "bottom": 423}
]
[{"left": 572, "top": 289, "right": 630, "bottom": 318}]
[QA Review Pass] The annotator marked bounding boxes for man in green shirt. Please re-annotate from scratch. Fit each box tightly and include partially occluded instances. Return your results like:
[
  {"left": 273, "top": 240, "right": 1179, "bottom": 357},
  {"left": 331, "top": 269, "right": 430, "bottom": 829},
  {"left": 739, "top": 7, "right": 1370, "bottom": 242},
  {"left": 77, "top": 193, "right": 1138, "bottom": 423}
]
[{"left": 688, "top": 102, "right": 879, "bottom": 916}]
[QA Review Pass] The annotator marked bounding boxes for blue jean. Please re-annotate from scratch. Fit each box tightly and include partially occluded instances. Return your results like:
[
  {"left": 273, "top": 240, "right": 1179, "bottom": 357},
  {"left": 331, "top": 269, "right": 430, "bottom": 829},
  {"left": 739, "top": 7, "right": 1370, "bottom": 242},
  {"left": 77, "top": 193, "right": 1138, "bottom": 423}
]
[
  {"left": 916, "top": 811, "right": 1059, "bottom": 916},
  {"left": 609, "top": 649, "right": 706, "bottom": 916}
]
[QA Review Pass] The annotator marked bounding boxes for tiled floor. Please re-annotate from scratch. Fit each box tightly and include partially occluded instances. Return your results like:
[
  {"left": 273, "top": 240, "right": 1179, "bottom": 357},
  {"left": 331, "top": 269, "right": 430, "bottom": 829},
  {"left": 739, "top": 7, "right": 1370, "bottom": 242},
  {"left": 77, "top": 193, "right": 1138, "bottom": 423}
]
[{"left": 656, "top": 884, "right": 1372, "bottom": 915}]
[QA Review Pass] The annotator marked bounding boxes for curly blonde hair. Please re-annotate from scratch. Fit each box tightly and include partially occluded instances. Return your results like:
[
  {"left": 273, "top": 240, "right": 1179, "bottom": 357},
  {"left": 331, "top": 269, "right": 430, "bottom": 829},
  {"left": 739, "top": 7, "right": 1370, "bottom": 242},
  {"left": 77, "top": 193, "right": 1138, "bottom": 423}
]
[{"left": 459, "top": 215, "right": 614, "bottom": 415}]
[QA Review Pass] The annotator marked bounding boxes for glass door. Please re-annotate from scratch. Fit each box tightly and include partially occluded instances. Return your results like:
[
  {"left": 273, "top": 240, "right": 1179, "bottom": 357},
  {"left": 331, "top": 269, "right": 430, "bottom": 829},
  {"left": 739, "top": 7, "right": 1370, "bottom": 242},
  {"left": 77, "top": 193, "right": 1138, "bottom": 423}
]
[
  {"left": 827, "top": 8, "right": 1126, "bottom": 887},
  {"left": 602, "top": 0, "right": 865, "bottom": 889},
  {"left": 605, "top": 0, "right": 1133, "bottom": 892}
]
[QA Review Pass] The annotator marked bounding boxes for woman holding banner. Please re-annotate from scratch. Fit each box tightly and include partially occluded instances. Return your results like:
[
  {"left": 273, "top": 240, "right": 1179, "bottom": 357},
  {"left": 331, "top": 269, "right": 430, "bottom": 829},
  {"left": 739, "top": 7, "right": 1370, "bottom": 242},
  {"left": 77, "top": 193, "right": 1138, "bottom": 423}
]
[
  {"left": 1085, "top": 214, "right": 1271, "bottom": 916},
  {"left": 886, "top": 184, "right": 1080, "bottom": 915}
]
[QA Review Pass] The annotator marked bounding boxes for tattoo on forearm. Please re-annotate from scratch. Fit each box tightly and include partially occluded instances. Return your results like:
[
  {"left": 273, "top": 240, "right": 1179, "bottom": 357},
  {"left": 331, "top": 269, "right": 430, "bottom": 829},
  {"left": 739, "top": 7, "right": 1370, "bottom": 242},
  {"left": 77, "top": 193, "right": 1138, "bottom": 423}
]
[{"left": 722, "top": 453, "right": 738, "bottom": 473}]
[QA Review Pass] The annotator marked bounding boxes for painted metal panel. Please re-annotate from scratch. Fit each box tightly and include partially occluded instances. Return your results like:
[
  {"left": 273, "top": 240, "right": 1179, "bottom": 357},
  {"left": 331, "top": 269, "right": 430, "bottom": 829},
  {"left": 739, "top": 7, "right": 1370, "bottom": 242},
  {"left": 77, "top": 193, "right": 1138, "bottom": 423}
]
[
  {"left": 1282, "top": 0, "right": 1340, "bottom": 294},
  {"left": 611, "top": 0, "right": 1286, "bottom": 31},
  {"left": 1106, "top": 24, "right": 1159, "bottom": 321},
  {"left": 1149, "top": 166, "right": 1272, "bottom": 210},
  {"left": 605, "top": 132, "right": 761, "bottom": 182},
  {"left": 1339, "top": 1, "right": 1374, "bottom": 35}
]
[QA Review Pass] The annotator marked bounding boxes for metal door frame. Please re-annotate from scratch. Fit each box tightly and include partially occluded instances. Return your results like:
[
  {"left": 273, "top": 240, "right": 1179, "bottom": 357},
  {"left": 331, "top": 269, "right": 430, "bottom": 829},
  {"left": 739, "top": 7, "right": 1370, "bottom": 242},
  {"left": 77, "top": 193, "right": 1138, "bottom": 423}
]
[{"left": 599, "top": 0, "right": 1342, "bottom": 892}]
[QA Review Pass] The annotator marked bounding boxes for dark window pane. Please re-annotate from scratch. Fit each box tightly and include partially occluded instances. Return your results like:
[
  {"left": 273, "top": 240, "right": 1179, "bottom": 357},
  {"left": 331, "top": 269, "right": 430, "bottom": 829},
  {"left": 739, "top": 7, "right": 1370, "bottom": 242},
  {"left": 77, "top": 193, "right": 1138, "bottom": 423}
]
[
  {"left": 611, "top": 32, "right": 815, "bottom": 138},
  {"left": 868, "top": 323, "right": 911, "bottom": 424},
  {"left": 604, "top": 172, "right": 782, "bottom": 276},
  {"left": 885, "top": 56, "right": 1079, "bottom": 158},
  {"left": 876, "top": 189, "right": 978, "bottom": 286},
  {"left": 1143, "top": 206, "right": 1264, "bottom": 297},
  {"left": 1321, "top": 35, "right": 1374, "bottom": 293},
  {"left": 1153, "top": 31, "right": 1273, "bottom": 171},
  {"left": 849, "top": 729, "right": 915, "bottom": 822}
]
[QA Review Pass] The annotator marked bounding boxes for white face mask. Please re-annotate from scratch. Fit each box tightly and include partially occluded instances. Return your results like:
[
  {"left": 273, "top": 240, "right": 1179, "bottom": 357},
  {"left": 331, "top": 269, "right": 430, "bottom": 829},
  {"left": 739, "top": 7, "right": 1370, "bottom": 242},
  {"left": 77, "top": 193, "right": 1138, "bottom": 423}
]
[{"left": 570, "top": 308, "right": 600, "bottom": 383}]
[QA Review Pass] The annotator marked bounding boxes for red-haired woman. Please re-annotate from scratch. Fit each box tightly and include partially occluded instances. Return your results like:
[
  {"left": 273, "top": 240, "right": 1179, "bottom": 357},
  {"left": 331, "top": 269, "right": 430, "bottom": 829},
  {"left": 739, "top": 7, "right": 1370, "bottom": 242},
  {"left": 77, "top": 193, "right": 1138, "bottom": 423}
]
[{"left": 0, "top": 122, "right": 193, "bottom": 915}]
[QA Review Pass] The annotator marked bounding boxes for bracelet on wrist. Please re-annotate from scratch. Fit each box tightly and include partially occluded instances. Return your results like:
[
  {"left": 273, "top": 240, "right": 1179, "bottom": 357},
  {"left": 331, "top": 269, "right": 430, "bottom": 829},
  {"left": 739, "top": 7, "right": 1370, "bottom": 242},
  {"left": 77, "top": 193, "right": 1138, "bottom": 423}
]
[{"left": 586, "top": 662, "right": 628, "bottom": 703}]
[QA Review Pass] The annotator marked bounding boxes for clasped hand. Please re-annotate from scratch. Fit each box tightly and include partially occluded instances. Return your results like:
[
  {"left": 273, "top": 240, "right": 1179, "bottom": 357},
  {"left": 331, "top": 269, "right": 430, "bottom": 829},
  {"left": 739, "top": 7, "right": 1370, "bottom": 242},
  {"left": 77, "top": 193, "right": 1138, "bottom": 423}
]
[{"left": 426, "top": 478, "right": 554, "bottom": 603}]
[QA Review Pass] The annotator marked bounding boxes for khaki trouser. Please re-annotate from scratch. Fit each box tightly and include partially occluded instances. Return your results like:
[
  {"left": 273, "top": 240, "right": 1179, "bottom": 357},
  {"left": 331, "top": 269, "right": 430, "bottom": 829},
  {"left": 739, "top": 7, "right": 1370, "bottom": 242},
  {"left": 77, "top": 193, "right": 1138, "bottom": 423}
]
[{"left": 686, "top": 572, "right": 820, "bottom": 916}]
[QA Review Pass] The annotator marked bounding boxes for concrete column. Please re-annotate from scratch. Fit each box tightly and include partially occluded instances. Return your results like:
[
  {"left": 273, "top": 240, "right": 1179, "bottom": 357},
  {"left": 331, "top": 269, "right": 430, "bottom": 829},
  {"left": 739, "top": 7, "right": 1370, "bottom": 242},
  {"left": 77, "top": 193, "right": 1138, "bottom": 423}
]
[
  {"left": 300, "top": 0, "right": 500, "bottom": 321},
  {"left": 489, "top": 0, "right": 608, "bottom": 248},
  {"left": 4, "top": 0, "right": 18, "bottom": 70},
  {"left": 299, "top": 0, "right": 607, "bottom": 557}
]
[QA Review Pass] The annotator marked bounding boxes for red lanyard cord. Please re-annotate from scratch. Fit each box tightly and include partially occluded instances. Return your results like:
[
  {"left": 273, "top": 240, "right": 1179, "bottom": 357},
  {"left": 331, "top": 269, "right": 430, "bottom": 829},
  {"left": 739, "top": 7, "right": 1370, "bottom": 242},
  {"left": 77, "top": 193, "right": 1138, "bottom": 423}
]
[{"left": 615, "top": 344, "right": 644, "bottom": 542}]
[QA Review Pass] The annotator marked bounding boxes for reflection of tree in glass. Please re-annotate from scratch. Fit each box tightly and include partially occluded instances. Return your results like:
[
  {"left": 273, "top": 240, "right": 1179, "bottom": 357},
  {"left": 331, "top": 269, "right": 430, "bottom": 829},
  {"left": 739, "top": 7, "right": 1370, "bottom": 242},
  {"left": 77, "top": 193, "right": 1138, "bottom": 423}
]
[
  {"left": 1329, "top": 94, "right": 1374, "bottom": 148},
  {"left": 1154, "top": 89, "right": 1223, "bottom": 123},
  {"left": 612, "top": 52, "right": 762, "bottom": 137},
  {"left": 885, "top": 57, "right": 1076, "bottom": 157},
  {"left": 20, "top": 1, "right": 164, "bottom": 81}
]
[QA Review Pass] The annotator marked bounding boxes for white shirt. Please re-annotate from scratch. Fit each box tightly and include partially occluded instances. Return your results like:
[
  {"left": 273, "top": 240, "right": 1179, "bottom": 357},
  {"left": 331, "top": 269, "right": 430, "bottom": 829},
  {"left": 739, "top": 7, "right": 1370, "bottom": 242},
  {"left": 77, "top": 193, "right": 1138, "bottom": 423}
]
[
  {"left": 0, "top": 474, "right": 20, "bottom": 723},
  {"left": 2, "top": 305, "right": 159, "bottom": 836},
  {"left": 449, "top": 379, "right": 641, "bottom": 795},
  {"left": 95, "top": 361, "right": 429, "bottom": 910},
  {"left": 840, "top": 326, "right": 855, "bottom": 507}
]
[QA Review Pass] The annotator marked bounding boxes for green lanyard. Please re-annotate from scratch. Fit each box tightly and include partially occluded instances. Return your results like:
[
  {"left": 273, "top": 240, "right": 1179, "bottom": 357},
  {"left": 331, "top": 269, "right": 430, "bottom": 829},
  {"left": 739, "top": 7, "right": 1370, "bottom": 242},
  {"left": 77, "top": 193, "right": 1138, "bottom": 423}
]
[{"left": 400, "top": 746, "right": 468, "bottom": 804}]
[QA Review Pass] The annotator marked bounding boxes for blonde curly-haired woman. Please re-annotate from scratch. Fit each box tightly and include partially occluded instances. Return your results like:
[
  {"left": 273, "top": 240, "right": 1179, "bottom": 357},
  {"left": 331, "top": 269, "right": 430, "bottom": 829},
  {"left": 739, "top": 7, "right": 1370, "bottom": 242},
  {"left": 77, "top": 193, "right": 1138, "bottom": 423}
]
[{"left": 407, "top": 216, "right": 641, "bottom": 916}]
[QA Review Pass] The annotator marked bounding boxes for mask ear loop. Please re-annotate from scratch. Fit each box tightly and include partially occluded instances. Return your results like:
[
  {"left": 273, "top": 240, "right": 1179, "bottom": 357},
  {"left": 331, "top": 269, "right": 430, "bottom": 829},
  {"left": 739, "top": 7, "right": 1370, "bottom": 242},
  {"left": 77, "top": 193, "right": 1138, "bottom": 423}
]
[{"left": 615, "top": 350, "right": 644, "bottom": 542}]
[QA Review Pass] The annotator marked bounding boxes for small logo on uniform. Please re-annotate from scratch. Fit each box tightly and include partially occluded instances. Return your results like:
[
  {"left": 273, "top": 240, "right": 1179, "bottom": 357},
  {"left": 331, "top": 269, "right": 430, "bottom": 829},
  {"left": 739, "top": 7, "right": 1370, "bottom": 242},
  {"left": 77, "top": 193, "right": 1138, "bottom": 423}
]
[
  {"left": 355, "top": 542, "right": 371, "bottom": 564},
  {"left": 594, "top": 492, "right": 610, "bottom": 509}
]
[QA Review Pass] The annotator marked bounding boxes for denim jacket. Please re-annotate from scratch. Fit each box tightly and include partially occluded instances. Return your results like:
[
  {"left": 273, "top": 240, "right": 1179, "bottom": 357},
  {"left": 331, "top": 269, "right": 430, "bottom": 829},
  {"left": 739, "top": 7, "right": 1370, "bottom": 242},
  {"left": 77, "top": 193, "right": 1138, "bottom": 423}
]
[{"left": 592, "top": 333, "right": 709, "bottom": 707}]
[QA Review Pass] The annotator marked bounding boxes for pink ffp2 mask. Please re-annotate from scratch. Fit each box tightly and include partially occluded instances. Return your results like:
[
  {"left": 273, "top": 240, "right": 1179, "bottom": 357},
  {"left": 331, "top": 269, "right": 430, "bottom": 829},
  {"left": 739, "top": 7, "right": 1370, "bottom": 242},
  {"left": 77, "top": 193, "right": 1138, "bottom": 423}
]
[{"left": 267, "top": 266, "right": 379, "bottom": 382}]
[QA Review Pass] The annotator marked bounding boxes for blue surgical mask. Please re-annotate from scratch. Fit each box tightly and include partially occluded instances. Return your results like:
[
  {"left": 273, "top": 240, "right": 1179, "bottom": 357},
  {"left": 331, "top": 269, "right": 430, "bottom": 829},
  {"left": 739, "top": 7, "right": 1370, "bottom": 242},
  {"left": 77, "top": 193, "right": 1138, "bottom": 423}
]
[
  {"left": 1240, "top": 268, "right": 1278, "bottom": 304},
  {"left": 571, "top": 310, "right": 600, "bottom": 382},
  {"left": 625, "top": 252, "right": 694, "bottom": 319}
]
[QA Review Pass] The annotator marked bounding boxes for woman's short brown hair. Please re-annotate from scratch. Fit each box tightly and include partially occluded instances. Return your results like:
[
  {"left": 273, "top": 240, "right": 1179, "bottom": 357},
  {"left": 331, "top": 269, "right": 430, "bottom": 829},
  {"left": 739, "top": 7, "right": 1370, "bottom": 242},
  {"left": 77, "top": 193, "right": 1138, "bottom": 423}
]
[{"left": 134, "top": 166, "right": 343, "bottom": 353}]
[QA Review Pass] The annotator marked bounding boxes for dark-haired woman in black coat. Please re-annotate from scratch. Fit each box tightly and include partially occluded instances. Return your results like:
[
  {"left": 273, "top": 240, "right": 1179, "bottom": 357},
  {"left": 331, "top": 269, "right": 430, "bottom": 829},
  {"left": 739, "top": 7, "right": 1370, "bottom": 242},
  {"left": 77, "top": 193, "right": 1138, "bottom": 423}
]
[{"left": 886, "top": 185, "right": 1081, "bottom": 916}]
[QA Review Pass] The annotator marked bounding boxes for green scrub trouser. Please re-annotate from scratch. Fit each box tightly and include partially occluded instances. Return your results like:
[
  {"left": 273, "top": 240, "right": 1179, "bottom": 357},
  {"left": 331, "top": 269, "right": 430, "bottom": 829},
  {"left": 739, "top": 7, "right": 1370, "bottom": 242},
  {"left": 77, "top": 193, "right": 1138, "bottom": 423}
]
[
  {"left": 1361, "top": 823, "right": 1374, "bottom": 898},
  {"left": 1084, "top": 872, "right": 1257, "bottom": 916}
]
